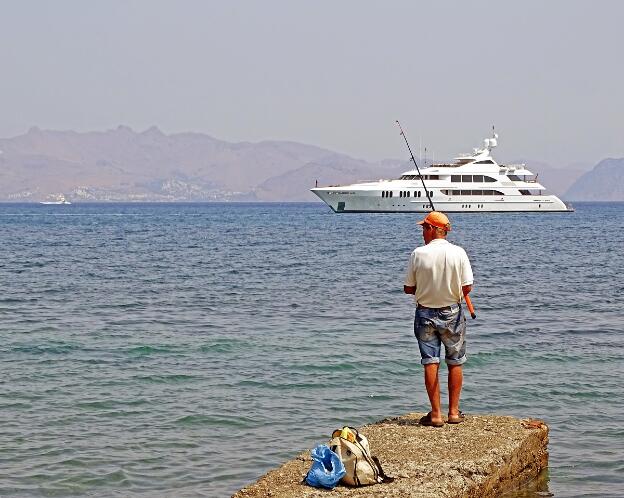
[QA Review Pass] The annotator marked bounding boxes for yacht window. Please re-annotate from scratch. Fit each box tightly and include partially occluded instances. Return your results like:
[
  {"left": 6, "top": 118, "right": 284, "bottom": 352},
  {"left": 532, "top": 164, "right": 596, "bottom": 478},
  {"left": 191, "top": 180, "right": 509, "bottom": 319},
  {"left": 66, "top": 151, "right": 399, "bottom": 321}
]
[
  {"left": 461, "top": 190, "right": 471, "bottom": 195},
  {"left": 484, "top": 176, "right": 497, "bottom": 183},
  {"left": 429, "top": 175, "right": 439, "bottom": 180},
  {"left": 407, "top": 191, "right": 411, "bottom": 197},
  {"left": 472, "top": 190, "right": 482, "bottom": 195},
  {"left": 453, "top": 190, "right": 461, "bottom": 195},
  {"left": 475, "top": 160, "right": 494, "bottom": 164},
  {"left": 473, "top": 175, "right": 483, "bottom": 182},
  {"left": 508, "top": 175, "right": 522, "bottom": 181},
  {"left": 520, "top": 189, "right": 531, "bottom": 195},
  {"left": 451, "top": 175, "right": 461, "bottom": 182},
  {"left": 493, "top": 190, "right": 503, "bottom": 195},
  {"left": 461, "top": 175, "right": 472, "bottom": 182},
  {"left": 429, "top": 191, "right": 434, "bottom": 197}
]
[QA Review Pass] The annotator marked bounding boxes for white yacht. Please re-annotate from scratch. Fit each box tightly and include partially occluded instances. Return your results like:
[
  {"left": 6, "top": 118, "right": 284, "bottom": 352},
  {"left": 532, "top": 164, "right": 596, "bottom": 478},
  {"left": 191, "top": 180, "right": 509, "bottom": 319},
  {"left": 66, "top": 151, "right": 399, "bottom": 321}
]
[
  {"left": 40, "top": 194, "right": 71, "bottom": 205},
  {"left": 311, "top": 133, "right": 572, "bottom": 213}
]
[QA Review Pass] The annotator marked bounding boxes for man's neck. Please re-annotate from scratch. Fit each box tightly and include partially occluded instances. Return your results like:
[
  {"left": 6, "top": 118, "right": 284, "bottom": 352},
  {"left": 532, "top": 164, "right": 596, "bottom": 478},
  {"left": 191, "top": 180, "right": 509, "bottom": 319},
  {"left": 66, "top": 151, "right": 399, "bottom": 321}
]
[{"left": 426, "top": 236, "right": 447, "bottom": 245}]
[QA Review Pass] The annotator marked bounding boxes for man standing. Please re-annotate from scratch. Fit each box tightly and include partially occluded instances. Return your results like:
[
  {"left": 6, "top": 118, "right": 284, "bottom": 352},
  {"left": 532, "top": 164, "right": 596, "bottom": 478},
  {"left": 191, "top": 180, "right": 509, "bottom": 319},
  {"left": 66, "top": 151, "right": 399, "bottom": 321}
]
[{"left": 404, "top": 211, "right": 473, "bottom": 427}]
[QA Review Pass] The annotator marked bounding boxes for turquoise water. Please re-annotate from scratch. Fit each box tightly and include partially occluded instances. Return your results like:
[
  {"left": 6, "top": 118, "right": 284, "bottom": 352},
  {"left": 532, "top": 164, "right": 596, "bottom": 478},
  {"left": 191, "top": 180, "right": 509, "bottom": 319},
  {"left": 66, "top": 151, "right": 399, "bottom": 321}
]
[{"left": 0, "top": 202, "right": 622, "bottom": 497}]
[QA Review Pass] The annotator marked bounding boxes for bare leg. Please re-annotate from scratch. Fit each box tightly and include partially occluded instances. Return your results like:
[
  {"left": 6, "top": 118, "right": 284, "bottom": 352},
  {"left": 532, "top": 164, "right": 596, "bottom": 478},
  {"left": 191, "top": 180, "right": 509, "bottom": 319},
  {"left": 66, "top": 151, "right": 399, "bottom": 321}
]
[
  {"left": 423, "top": 363, "right": 443, "bottom": 424},
  {"left": 448, "top": 364, "right": 463, "bottom": 417}
]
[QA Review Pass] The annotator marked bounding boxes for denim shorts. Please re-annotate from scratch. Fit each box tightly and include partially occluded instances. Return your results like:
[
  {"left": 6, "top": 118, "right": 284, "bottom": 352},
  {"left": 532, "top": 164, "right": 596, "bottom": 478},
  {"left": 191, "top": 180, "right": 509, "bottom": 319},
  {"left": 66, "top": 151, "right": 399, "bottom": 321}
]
[{"left": 414, "top": 304, "right": 467, "bottom": 365}]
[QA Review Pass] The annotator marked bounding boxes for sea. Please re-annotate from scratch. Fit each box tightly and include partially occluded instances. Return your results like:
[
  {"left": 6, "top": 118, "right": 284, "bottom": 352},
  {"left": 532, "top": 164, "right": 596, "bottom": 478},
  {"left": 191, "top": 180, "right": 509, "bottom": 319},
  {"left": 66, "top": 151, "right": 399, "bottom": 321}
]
[{"left": 0, "top": 202, "right": 623, "bottom": 498}]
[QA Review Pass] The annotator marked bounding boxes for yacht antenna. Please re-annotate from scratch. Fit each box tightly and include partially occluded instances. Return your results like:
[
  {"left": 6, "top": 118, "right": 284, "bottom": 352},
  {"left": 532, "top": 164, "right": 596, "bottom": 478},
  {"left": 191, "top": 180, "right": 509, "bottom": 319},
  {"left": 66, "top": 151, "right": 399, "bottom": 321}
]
[{"left": 395, "top": 120, "right": 435, "bottom": 210}]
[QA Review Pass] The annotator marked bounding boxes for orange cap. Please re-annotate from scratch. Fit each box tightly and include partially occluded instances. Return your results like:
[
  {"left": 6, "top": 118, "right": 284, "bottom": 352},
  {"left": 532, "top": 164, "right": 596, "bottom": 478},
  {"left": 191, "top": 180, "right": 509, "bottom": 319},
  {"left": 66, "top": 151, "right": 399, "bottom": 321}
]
[{"left": 417, "top": 211, "right": 451, "bottom": 231}]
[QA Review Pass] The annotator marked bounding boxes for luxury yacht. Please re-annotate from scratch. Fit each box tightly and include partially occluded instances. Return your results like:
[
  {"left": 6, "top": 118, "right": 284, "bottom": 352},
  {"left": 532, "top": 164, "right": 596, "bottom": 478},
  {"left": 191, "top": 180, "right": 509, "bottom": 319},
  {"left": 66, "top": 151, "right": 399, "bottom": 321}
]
[{"left": 311, "top": 133, "right": 572, "bottom": 213}]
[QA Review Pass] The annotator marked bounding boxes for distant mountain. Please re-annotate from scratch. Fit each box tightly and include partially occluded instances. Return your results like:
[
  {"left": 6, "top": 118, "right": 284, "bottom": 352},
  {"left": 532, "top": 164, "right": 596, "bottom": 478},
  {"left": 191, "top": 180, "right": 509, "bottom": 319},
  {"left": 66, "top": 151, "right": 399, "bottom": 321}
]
[
  {"left": 564, "top": 158, "right": 624, "bottom": 201},
  {"left": 0, "top": 126, "right": 405, "bottom": 202},
  {"left": 0, "top": 126, "right": 604, "bottom": 202}
]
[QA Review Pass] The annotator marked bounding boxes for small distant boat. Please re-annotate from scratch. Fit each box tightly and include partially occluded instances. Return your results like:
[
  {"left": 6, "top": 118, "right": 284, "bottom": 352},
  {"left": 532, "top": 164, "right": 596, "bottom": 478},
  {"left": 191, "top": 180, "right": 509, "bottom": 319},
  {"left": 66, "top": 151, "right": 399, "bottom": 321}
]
[{"left": 40, "top": 194, "right": 71, "bottom": 205}]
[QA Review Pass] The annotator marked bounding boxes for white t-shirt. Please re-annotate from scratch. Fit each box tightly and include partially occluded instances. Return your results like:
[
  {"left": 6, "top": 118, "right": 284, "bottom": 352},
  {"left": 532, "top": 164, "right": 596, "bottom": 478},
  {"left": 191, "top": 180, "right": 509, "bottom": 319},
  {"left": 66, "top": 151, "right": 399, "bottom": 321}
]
[{"left": 404, "top": 239, "right": 474, "bottom": 308}]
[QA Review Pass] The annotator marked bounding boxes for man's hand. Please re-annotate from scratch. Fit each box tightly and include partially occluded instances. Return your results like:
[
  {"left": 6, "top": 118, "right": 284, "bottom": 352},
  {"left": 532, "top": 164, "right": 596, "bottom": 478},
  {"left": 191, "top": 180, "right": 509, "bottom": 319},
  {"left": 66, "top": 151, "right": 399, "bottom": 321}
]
[
  {"left": 404, "top": 285, "right": 416, "bottom": 295},
  {"left": 462, "top": 284, "right": 472, "bottom": 296}
]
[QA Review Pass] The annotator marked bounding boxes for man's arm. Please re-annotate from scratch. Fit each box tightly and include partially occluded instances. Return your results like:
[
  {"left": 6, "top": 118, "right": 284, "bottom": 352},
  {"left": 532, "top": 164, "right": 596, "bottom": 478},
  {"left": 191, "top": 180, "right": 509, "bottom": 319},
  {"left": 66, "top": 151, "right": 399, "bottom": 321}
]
[
  {"left": 404, "top": 252, "right": 417, "bottom": 295},
  {"left": 460, "top": 248, "right": 474, "bottom": 299}
]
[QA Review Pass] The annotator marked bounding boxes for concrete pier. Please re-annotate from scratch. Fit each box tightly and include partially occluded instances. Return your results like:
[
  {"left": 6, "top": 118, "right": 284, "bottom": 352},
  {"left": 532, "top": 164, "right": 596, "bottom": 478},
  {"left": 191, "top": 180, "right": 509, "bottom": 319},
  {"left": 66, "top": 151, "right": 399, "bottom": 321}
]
[{"left": 233, "top": 413, "right": 549, "bottom": 498}]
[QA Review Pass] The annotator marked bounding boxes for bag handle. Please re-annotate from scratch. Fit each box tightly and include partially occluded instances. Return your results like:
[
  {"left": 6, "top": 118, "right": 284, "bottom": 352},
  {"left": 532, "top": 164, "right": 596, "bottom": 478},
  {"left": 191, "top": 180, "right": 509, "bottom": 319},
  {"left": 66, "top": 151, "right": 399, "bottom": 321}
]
[{"left": 372, "top": 456, "right": 395, "bottom": 484}]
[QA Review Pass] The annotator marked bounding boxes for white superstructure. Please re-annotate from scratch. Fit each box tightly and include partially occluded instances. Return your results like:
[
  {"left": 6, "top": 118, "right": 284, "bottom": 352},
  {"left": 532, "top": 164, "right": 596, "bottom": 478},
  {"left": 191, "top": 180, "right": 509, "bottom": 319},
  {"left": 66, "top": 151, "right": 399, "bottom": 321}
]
[{"left": 311, "top": 133, "right": 572, "bottom": 213}]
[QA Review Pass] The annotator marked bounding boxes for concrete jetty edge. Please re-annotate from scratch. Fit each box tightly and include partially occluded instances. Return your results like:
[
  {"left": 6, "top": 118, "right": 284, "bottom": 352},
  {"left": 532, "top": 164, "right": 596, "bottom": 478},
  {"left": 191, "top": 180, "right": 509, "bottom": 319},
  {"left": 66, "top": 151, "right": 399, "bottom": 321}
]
[{"left": 233, "top": 412, "right": 549, "bottom": 497}]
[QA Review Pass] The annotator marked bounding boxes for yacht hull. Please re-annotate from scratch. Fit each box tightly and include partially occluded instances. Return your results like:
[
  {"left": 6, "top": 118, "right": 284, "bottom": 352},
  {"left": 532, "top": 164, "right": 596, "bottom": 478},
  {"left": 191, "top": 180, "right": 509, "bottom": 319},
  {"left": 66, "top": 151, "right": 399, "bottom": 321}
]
[{"left": 311, "top": 189, "right": 571, "bottom": 213}]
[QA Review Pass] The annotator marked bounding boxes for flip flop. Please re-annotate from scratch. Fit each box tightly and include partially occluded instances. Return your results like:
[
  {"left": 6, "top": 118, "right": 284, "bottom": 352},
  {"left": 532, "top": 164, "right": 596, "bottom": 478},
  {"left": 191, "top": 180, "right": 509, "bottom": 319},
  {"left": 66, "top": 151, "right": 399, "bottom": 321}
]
[
  {"left": 419, "top": 412, "right": 444, "bottom": 427},
  {"left": 447, "top": 411, "right": 466, "bottom": 424}
]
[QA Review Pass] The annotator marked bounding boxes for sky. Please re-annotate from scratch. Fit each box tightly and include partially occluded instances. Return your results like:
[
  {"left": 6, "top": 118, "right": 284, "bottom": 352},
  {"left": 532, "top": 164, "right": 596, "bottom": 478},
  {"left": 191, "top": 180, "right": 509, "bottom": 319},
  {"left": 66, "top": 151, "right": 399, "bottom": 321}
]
[{"left": 0, "top": 0, "right": 622, "bottom": 166}]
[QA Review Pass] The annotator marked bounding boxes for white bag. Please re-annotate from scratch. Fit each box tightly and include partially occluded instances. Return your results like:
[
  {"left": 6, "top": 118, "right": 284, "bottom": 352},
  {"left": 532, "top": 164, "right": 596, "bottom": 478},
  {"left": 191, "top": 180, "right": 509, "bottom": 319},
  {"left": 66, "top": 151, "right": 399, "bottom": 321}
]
[{"left": 328, "top": 427, "right": 391, "bottom": 486}]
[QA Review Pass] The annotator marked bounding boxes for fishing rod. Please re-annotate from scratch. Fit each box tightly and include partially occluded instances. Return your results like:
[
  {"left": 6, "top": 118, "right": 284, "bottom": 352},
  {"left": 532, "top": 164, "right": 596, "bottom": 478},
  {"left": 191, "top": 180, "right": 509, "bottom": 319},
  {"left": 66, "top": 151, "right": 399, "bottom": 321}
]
[
  {"left": 395, "top": 120, "right": 435, "bottom": 211},
  {"left": 464, "top": 293, "right": 476, "bottom": 319}
]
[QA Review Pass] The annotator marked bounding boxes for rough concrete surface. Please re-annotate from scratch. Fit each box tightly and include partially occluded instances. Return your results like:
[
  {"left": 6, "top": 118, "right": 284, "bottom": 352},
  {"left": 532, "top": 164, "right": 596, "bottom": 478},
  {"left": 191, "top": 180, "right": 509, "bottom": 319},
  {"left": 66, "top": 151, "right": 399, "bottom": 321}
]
[{"left": 233, "top": 413, "right": 549, "bottom": 498}]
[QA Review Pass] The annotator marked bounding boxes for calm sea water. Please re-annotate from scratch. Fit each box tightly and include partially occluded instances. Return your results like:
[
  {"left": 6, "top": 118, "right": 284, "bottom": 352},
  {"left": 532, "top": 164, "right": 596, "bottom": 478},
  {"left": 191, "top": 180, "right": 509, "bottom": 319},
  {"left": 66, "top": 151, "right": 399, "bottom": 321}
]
[{"left": 0, "top": 202, "right": 623, "bottom": 497}]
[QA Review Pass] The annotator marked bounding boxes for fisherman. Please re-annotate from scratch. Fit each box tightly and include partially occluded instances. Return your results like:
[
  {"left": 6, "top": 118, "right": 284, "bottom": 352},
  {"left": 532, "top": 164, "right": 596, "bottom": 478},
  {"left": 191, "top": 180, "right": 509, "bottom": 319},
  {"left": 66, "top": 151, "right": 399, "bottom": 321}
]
[{"left": 404, "top": 211, "right": 474, "bottom": 427}]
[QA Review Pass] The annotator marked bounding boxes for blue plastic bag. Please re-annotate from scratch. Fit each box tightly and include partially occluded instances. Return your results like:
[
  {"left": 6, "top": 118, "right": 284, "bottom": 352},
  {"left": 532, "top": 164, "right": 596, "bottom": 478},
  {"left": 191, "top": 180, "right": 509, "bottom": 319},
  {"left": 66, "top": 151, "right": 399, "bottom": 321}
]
[{"left": 304, "top": 444, "right": 346, "bottom": 489}]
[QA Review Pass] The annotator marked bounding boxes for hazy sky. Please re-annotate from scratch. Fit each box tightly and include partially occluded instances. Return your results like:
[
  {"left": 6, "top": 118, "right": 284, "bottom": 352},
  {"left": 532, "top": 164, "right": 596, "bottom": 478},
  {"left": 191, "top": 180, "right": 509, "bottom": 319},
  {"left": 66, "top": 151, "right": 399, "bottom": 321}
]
[{"left": 1, "top": 0, "right": 622, "bottom": 166}]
